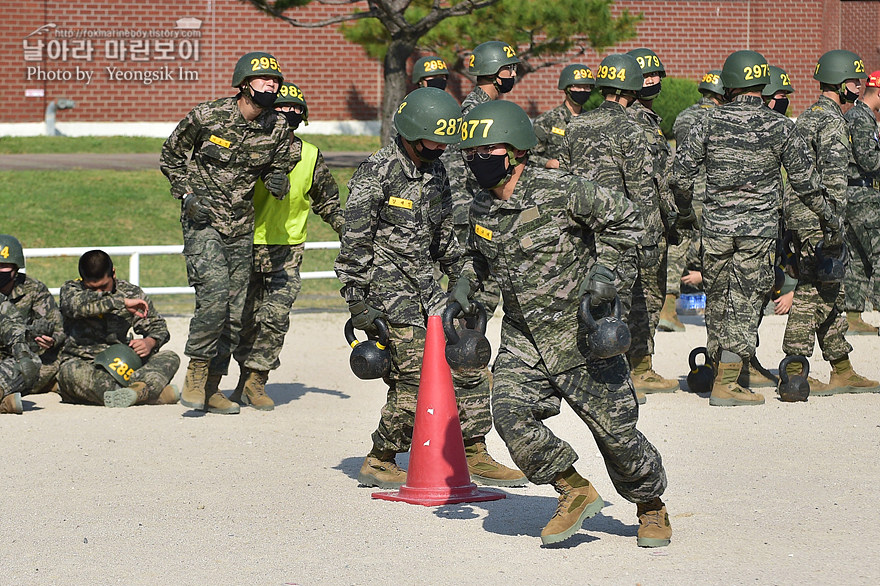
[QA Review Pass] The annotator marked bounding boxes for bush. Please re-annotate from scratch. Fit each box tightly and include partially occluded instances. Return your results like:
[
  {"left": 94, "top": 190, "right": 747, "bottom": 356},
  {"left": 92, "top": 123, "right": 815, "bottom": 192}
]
[{"left": 653, "top": 77, "right": 701, "bottom": 137}]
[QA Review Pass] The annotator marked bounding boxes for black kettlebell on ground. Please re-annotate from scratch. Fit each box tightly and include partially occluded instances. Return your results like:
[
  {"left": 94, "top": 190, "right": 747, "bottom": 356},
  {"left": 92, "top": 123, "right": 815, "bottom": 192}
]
[
  {"left": 687, "top": 347, "right": 714, "bottom": 394},
  {"left": 442, "top": 301, "right": 492, "bottom": 371},
  {"left": 344, "top": 317, "right": 392, "bottom": 380},
  {"left": 578, "top": 293, "right": 631, "bottom": 359},
  {"left": 777, "top": 355, "right": 810, "bottom": 402}
]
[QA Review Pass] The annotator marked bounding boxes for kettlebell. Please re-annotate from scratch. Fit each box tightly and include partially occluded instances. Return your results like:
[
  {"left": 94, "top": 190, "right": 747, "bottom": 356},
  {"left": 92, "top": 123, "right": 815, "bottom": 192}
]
[
  {"left": 686, "top": 347, "right": 714, "bottom": 394},
  {"left": 777, "top": 355, "right": 810, "bottom": 402},
  {"left": 578, "top": 293, "right": 631, "bottom": 359},
  {"left": 442, "top": 301, "right": 492, "bottom": 371},
  {"left": 814, "top": 240, "right": 848, "bottom": 283},
  {"left": 344, "top": 317, "right": 392, "bottom": 380}
]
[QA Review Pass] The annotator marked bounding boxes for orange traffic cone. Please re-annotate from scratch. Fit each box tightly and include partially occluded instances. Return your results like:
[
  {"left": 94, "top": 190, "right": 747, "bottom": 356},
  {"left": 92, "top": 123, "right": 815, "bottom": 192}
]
[{"left": 373, "top": 315, "right": 505, "bottom": 506}]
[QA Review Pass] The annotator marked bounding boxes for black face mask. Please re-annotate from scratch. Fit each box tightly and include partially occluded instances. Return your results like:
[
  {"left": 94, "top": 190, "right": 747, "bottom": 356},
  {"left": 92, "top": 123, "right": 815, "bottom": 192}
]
[
  {"left": 467, "top": 153, "right": 511, "bottom": 189},
  {"left": 568, "top": 90, "right": 591, "bottom": 105},
  {"left": 0, "top": 271, "right": 14, "bottom": 290},
  {"left": 496, "top": 76, "right": 515, "bottom": 94},
  {"left": 639, "top": 82, "right": 662, "bottom": 100},
  {"left": 282, "top": 111, "right": 303, "bottom": 129},
  {"left": 415, "top": 140, "right": 444, "bottom": 162},
  {"left": 425, "top": 77, "right": 448, "bottom": 91},
  {"left": 771, "top": 97, "right": 789, "bottom": 115},
  {"left": 249, "top": 84, "right": 279, "bottom": 109},
  {"left": 843, "top": 87, "right": 859, "bottom": 103}
]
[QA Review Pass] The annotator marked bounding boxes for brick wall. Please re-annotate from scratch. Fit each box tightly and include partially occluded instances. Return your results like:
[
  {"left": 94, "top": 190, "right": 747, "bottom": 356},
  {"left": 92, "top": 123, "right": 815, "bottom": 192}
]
[{"left": 6, "top": 0, "right": 879, "bottom": 129}]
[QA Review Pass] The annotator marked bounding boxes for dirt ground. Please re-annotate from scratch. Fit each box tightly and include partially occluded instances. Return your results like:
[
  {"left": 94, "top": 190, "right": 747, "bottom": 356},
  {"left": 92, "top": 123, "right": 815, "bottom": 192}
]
[{"left": 3, "top": 310, "right": 880, "bottom": 585}]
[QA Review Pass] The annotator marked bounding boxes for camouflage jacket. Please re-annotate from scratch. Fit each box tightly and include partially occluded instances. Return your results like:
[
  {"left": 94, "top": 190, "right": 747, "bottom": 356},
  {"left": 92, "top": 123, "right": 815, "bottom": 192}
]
[
  {"left": 334, "top": 137, "right": 462, "bottom": 327},
  {"left": 445, "top": 86, "right": 492, "bottom": 225},
  {"left": 459, "top": 165, "right": 642, "bottom": 375},
  {"left": 845, "top": 99, "right": 880, "bottom": 205},
  {"left": 672, "top": 97, "right": 717, "bottom": 204},
  {"left": 788, "top": 96, "right": 850, "bottom": 231},
  {"left": 160, "top": 96, "right": 291, "bottom": 238},
  {"left": 560, "top": 100, "right": 660, "bottom": 246},
  {"left": 60, "top": 279, "right": 171, "bottom": 361},
  {"left": 671, "top": 94, "right": 832, "bottom": 238},
  {"left": 0, "top": 294, "right": 41, "bottom": 388},
  {"left": 532, "top": 103, "right": 576, "bottom": 168},
  {"left": 5, "top": 273, "right": 66, "bottom": 354},
  {"left": 629, "top": 101, "right": 676, "bottom": 221}
]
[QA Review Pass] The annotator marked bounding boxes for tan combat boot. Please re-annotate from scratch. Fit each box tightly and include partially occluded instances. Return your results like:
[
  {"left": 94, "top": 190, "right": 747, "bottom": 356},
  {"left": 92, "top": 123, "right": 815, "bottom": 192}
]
[
  {"left": 636, "top": 390, "right": 647, "bottom": 405},
  {"left": 181, "top": 359, "right": 209, "bottom": 410},
  {"left": 637, "top": 497, "right": 672, "bottom": 548},
  {"left": 779, "top": 358, "right": 833, "bottom": 396},
  {"left": 709, "top": 358, "right": 765, "bottom": 406},
  {"left": 241, "top": 370, "right": 274, "bottom": 411},
  {"left": 825, "top": 356, "right": 880, "bottom": 394},
  {"left": 737, "top": 355, "right": 778, "bottom": 389},
  {"left": 464, "top": 438, "right": 528, "bottom": 487},
  {"left": 104, "top": 381, "right": 149, "bottom": 408},
  {"left": 205, "top": 374, "right": 240, "bottom": 415},
  {"left": 147, "top": 384, "right": 180, "bottom": 405},
  {"left": 357, "top": 449, "right": 407, "bottom": 489},
  {"left": 657, "top": 294, "right": 685, "bottom": 332},
  {"left": 0, "top": 392, "right": 23, "bottom": 414},
  {"left": 846, "top": 311, "right": 878, "bottom": 336},
  {"left": 228, "top": 367, "right": 247, "bottom": 405},
  {"left": 631, "top": 355, "right": 679, "bottom": 393},
  {"left": 541, "top": 467, "right": 604, "bottom": 545}
]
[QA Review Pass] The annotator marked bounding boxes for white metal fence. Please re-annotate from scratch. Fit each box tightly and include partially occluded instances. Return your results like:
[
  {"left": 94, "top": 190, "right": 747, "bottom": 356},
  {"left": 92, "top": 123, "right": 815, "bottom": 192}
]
[{"left": 25, "top": 242, "right": 341, "bottom": 295}]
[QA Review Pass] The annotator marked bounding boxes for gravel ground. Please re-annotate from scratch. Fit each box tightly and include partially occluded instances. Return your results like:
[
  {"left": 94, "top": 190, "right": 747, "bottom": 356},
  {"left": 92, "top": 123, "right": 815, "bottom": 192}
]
[{"left": 3, "top": 311, "right": 880, "bottom": 585}]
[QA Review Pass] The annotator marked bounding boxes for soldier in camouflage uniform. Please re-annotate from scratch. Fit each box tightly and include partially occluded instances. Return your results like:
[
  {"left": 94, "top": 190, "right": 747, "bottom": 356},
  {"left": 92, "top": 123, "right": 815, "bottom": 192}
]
[
  {"left": 231, "top": 83, "right": 344, "bottom": 411},
  {"left": 57, "top": 250, "right": 180, "bottom": 408},
  {"left": 160, "top": 52, "right": 291, "bottom": 415},
  {"left": 672, "top": 50, "right": 840, "bottom": 406},
  {"left": 661, "top": 70, "right": 725, "bottom": 333},
  {"left": 335, "top": 88, "right": 525, "bottom": 490},
  {"left": 452, "top": 100, "right": 669, "bottom": 548},
  {"left": 0, "top": 234, "right": 65, "bottom": 399},
  {"left": 842, "top": 70, "right": 880, "bottom": 335},
  {"left": 412, "top": 55, "right": 449, "bottom": 90},
  {"left": 531, "top": 64, "right": 594, "bottom": 169},
  {"left": 621, "top": 47, "right": 681, "bottom": 393},
  {"left": 0, "top": 292, "right": 41, "bottom": 415},
  {"left": 782, "top": 50, "right": 879, "bottom": 395}
]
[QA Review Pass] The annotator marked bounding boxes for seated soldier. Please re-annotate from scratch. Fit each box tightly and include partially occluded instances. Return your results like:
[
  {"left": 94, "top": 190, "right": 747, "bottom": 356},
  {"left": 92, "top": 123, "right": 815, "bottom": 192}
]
[
  {"left": 0, "top": 234, "right": 66, "bottom": 400},
  {"left": 0, "top": 292, "right": 41, "bottom": 414},
  {"left": 57, "top": 250, "right": 180, "bottom": 407}
]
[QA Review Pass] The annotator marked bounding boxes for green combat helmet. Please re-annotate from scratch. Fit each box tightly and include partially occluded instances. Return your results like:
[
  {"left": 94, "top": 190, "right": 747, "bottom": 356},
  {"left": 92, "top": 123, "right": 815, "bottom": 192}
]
[
  {"left": 460, "top": 100, "right": 537, "bottom": 151},
  {"left": 394, "top": 87, "right": 462, "bottom": 144},
  {"left": 0, "top": 234, "right": 25, "bottom": 270},
  {"left": 763, "top": 66, "right": 794, "bottom": 97},
  {"left": 276, "top": 82, "right": 309, "bottom": 125},
  {"left": 699, "top": 70, "right": 725, "bottom": 96},
  {"left": 721, "top": 50, "right": 770, "bottom": 90},
  {"left": 627, "top": 48, "right": 666, "bottom": 77},
  {"left": 94, "top": 343, "right": 143, "bottom": 386},
  {"left": 594, "top": 53, "right": 644, "bottom": 94},
  {"left": 231, "top": 51, "right": 284, "bottom": 87},
  {"left": 412, "top": 56, "right": 450, "bottom": 83},
  {"left": 558, "top": 64, "right": 594, "bottom": 89},
  {"left": 813, "top": 49, "right": 867, "bottom": 84},
  {"left": 467, "top": 41, "right": 520, "bottom": 76}
]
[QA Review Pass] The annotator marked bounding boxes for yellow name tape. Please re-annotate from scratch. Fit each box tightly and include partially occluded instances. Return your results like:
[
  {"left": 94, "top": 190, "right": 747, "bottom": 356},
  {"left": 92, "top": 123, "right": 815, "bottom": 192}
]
[
  {"left": 551, "top": 127, "right": 565, "bottom": 136},
  {"left": 475, "top": 224, "right": 493, "bottom": 241},
  {"left": 209, "top": 135, "right": 231, "bottom": 148},
  {"left": 389, "top": 197, "right": 413, "bottom": 209}
]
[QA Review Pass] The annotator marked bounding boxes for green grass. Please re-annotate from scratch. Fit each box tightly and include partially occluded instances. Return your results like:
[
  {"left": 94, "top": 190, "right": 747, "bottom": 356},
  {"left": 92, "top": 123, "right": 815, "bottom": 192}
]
[
  {"left": 1, "top": 167, "right": 355, "bottom": 314},
  {"left": 0, "top": 134, "right": 379, "bottom": 154}
]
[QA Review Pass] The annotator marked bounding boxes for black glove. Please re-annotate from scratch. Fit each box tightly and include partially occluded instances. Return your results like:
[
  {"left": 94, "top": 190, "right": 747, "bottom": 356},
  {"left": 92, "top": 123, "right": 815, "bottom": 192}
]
[
  {"left": 579, "top": 264, "right": 617, "bottom": 307},
  {"left": 675, "top": 206, "right": 697, "bottom": 230},
  {"left": 449, "top": 278, "right": 474, "bottom": 315},
  {"left": 182, "top": 193, "right": 212, "bottom": 224},
  {"left": 264, "top": 172, "right": 290, "bottom": 199},
  {"left": 637, "top": 245, "right": 660, "bottom": 269},
  {"left": 348, "top": 300, "right": 385, "bottom": 332}
]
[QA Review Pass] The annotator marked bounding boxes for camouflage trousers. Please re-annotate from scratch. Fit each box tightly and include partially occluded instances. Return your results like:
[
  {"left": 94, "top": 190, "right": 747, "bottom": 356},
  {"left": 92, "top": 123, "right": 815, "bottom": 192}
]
[
  {"left": 702, "top": 235, "right": 774, "bottom": 360},
  {"left": 618, "top": 243, "right": 667, "bottom": 364},
  {"left": 370, "top": 322, "right": 492, "bottom": 454},
  {"left": 843, "top": 195, "right": 880, "bottom": 312},
  {"left": 0, "top": 355, "right": 37, "bottom": 397},
  {"left": 491, "top": 349, "right": 667, "bottom": 499},
  {"left": 26, "top": 348, "right": 62, "bottom": 396},
  {"left": 455, "top": 223, "right": 501, "bottom": 317},
  {"left": 233, "top": 243, "right": 303, "bottom": 372},
  {"left": 783, "top": 232, "right": 852, "bottom": 362},
  {"left": 56, "top": 350, "right": 180, "bottom": 405},
  {"left": 666, "top": 229, "right": 696, "bottom": 297},
  {"left": 182, "top": 222, "right": 253, "bottom": 374}
]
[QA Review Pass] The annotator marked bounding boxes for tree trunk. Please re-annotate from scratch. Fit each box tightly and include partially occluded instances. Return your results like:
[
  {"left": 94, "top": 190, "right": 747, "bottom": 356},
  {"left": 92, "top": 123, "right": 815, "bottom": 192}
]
[{"left": 380, "top": 38, "right": 416, "bottom": 145}]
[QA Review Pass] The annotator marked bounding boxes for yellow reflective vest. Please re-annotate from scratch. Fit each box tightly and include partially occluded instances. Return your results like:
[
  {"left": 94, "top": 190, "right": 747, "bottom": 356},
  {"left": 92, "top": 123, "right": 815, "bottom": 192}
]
[{"left": 253, "top": 140, "right": 318, "bottom": 245}]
